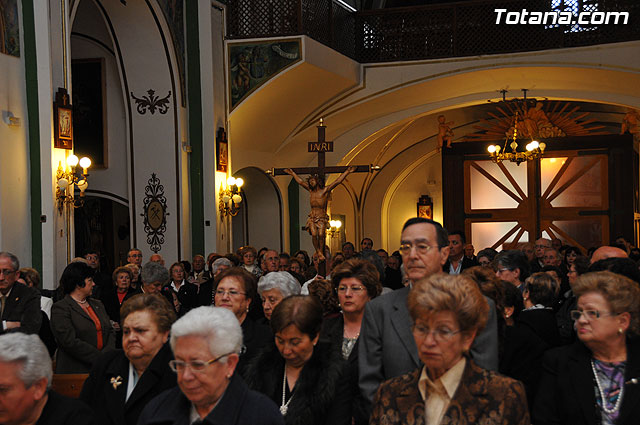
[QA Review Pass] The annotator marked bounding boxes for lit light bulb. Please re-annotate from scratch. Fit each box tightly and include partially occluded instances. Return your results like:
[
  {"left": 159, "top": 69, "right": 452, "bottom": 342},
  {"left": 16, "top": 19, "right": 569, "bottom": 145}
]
[
  {"left": 539, "top": 142, "right": 546, "bottom": 152},
  {"left": 495, "top": 145, "right": 501, "bottom": 153},
  {"left": 235, "top": 178, "right": 244, "bottom": 188},
  {"left": 329, "top": 220, "right": 336, "bottom": 228},
  {"left": 530, "top": 141, "right": 539, "bottom": 150},
  {"left": 526, "top": 143, "right": 533, "bottom": 151},
  {"left": 488, "top": 145, "right": 496, "bottom": 153},
  {"left": 510, "top": 141, "right": 518, "bottom": 150},
  {"left": 335, "top": 220, "right": 342, "bottom": 229},
  {"left": 66, "top": 154, "right": 79, "bottom": 167},
  {"left": 79, "top": 157, "right": 91, "bottom": 169},
  {"left": 227, "top": 177, "right": 236, "bottom": 187}
]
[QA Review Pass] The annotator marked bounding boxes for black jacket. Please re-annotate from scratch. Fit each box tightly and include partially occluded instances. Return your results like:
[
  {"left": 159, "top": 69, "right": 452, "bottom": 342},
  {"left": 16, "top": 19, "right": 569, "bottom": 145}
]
[
  {"left": 1, "top": 282, "right": 42, "bottom": 334},
  {"left": 443, "top": 256, "right": 478, "bottom": 274},
  {"left": 533, "top": 338, "right": 640, "bottom": 424},
  {"left": 36, "top": 390, "right": 94, "bottom": 425},
  {"left": 137, "top": 373, "right": 284, "bottom": 425},
  {"left": 100, "top": 286, "right": 137, "bottom": 323},
  {"left": 80, "top": 343, "right": 175, "bottom": 425},
  {"left": 244, "top": 341, "right": 352, "bottom": 425},
  {"left": 237, "top": 317, "right": 272, "bottom": 376}
]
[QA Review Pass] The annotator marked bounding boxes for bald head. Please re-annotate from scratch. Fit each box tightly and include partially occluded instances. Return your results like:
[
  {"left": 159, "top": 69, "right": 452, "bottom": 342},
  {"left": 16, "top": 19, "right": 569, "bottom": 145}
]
[{"left": 590, "top": 246, "right": 628, "bottom": 264}]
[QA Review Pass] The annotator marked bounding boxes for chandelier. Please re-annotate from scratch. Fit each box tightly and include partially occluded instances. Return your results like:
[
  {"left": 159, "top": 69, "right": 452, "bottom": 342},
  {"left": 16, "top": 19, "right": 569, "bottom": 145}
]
[{"left": 487, "top": 90, "right": 547, "bottom": 165}]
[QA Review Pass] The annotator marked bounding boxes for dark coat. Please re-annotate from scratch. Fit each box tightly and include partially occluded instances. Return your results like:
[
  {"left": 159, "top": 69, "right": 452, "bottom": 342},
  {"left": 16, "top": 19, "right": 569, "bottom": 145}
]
[
  {"left": 35, "top": 390, "right": 94, "bottom": 425},
  {"left": 244, "top": 341, "right": 352, "bottom": 425},
  {"left": 443, "top": 256, "right": 477, "bottom": 274},
  {"left": 100, "top": 285, "right": 137, "bottom": 323},
  {"left": 237, "top": 317, "right": 272, "bottom": 376},
  {"left": 137, "top": 373, "right": 284, "bottom": 425},
  {"left": 0, "top": 282, "right": 42, "bottom": 334},
  {"left": 79, "top": 343, "right": 175, "bottom": 425},
  {"left": 371, "top": 359, "right": 530, "bottom": 425},
  {"left": 51, "top": 295, "right": 115, "bottom": 373},
  {"left": 533, "top": 338, "right": 640, "bottom": 425}
]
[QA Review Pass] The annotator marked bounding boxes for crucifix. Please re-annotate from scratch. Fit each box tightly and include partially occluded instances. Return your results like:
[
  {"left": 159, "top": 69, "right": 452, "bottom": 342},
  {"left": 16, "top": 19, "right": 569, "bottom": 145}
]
[{"left": 266, "top": 119, "right": 378, "bottom": 277}]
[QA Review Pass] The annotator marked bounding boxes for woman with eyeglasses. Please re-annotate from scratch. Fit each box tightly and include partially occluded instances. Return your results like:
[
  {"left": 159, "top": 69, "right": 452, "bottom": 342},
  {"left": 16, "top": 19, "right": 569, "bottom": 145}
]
[
  {"left": 80, "top": 293, "right": 176, "bottom": 425},
  {"left": 239, "top": 246, "right": 263, "bottom": 279},
  {"left": 138, "top": 306, "right": 284, "bottom": 425},
  {"left": 244, "top": 295, "right": 352, "bottom": 425},
  {"left": 320, "top": 259, "right": 382, "bottom": 424},
  {"left": 534, "top": 271, "right": 640, "bottom": 424},
  {"left": 371, "top": 273, "right": 529, "bottom": 424},
  {"left": 213, "top": 267, "right": 271, "bottom": 375}
]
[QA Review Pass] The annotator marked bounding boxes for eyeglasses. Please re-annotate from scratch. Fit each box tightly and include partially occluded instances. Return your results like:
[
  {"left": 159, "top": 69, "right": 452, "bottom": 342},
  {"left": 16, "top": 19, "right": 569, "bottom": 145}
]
[
  {"left": 215, "top": 289, "right": 246, "bottom": 297},
  {"left": 570, "top": 310, "right": 618, "bottom": 321},
  {"left": 0, "top": 269, "right": 16, "bottom": 277},
  {"left": 412, "top": 324, "right": 461, "bottom": 343},
  {"left": 399, "top": 243, "right": 438, "bottom": 255},
  {"left": 337, "top": 285, "right": 366, "bottom": 293},
  {"left": 496, "top": 268, "right": 512, "bottom": 274},
  {"left": 169, "top": 352, "right": 234, "bottom": 373}
]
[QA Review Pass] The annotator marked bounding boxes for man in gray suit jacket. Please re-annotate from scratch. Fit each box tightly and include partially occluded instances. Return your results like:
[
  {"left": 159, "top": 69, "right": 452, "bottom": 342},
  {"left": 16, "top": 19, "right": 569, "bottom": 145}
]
[{"left": 358, "top": 218, "right": 499, "bottom": 406}]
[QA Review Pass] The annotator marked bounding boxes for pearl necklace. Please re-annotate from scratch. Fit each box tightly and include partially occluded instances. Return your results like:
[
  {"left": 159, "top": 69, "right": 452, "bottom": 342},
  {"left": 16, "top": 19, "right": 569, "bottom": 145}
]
[
  {"left": 280, "top": 366, "right": 293, "bottom": 415},
  {"left": 591, "top": 359, "right": 624, "bottom": 414}
]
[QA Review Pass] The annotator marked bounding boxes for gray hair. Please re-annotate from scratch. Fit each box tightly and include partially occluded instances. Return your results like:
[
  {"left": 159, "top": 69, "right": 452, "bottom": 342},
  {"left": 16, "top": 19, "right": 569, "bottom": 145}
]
[
  {"left": 212, "top": 257, "right": 232, "bottom": 274},
  {"left": 0, "top": 333, "right": 52, "bottom": 389},
  {"left": 258, "top": 271, "right": 301, "bottom": 297},
  {"left": 0, "top": 251, "right": 19, "bottom": 271},
  {"left": 141, "top": 261, "right": 169, "bottom": 285},
  {"left": 170, "top": 306, "right": 242, "bottom": 363}
]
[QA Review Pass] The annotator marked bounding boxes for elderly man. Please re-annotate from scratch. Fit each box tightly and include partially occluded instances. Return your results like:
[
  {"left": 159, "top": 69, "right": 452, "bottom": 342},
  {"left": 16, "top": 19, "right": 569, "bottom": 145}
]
[
  {"left": 190, "top": 255, "right": 209, "bottom": 284},
  {"left": 532, "top": 237, "right": 551, "bottom": 272},
  {"left": 263, "top": 250, "right": 279, "bottom": 274},
  {"left": 358, "top": 218, "right": 498, "bottom": 409},
  {"left": 543, "top": 248, "right": 562, "bottom": 267},
  {"left": 591, "top": 245, "right": 628, "bottom": 264},
  {"left": 0, "top": 252, "right": 41, "bottom": 335},
  {"left": 127, "top": 248, "right": 143, "bottom": 267},
  {"left": 0, "top": 333, "right": 93, "bottom": 424},
  {"left": 149, "top": 253, "right": 165, "bottom": 266}
]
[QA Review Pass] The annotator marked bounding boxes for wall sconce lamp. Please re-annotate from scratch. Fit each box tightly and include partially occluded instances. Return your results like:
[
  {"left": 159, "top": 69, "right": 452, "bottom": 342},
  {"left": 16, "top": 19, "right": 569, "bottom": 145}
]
[
  {"left": 328, "top": 219, "right": 342, "bottom": 237},
  {"left": 219, "top": 176, "right": 244, "bottom": 217},
  {"left": 56, "top": 154, "right": 91, "bottom": 214}
]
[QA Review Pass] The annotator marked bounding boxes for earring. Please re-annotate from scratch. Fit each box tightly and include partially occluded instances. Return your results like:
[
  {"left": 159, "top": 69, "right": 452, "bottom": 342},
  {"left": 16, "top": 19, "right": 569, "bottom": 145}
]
[{"left": 618, "top": 328, "right": 624, "bottom": 335}]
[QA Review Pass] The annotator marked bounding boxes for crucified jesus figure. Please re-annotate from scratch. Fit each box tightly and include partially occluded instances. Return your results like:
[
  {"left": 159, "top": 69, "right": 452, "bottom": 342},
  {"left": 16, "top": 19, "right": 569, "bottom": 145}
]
[{"left": 284, "top": 166, "right": 357, "bottom": 262}]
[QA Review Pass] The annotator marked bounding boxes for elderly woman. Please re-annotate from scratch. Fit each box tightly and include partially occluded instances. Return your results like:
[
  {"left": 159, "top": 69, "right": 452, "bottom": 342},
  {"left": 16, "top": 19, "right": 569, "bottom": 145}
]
[
  {"left": 51, "top": 261, "right": 115, "bottom": 373},
  {"left": 257, "top": 271, "right": 301, "bottom": 321},
  {"left": 534, "top": 271, "right": 640, "bottom": 424},
  {"left": 245, "top": 296, "right": 352, "bottom": 425},
  {"left": 80, "top": 294, "right": 176, "bottom": 425},
  {"left": 371, "top": 273, "right": 529, "bottom": 424},
  {"left": 239, "top": 246, "right": 263, "bottom": 279},
  {"left": 101, "top": 266, "right": 135, "bottom": 328},
  {"left": 138, "top": 306, "right": 284, "bottom": 425},
  {"left": 163, "top": 262, "right": 197, "bottom": 315},
  {"left": 125, "top": 263, "right": 141, "bottom": 290},
  {"left": 212, "top": 267, "right": 271, "bottom": 375},
  {"left": 495, "top": 249, "right": 531, "bottom": 293},
  {"left": 501, "top": 272, "right": 562, "bottom": 409}
]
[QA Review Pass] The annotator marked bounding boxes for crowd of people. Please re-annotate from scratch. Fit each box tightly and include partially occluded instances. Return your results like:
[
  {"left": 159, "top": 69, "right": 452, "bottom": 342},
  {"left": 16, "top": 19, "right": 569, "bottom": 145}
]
[{"left": 1, "top": 220, "right": 640, "bottom": 424}]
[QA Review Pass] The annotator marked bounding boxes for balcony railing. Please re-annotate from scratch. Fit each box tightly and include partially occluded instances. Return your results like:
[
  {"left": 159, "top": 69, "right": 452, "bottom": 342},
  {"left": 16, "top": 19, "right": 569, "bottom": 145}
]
[{"left": 226, "top": 0, "right": 640, "bottom": 62}]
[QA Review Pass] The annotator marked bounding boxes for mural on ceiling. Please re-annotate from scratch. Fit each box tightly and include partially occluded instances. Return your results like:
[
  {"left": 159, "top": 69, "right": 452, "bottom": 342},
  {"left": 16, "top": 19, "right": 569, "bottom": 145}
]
[
  {"left": 228, "top": 39, "right": 302, "bottom": 110},
  {"left": 156, "top": 0, "right": 185, "bottom": 106},
  {"left": 465, "top": 100, "right": 609, "bottom": 143},
  {"left": 0, "top": 0, "right": 20, "bottom": 57}
]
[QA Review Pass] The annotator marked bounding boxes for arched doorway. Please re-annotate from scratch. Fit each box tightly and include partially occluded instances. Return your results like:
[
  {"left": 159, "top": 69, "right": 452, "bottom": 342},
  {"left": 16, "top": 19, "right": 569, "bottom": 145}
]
[{"left": 232, "top": 167, "right": 283, "bottom": 252}]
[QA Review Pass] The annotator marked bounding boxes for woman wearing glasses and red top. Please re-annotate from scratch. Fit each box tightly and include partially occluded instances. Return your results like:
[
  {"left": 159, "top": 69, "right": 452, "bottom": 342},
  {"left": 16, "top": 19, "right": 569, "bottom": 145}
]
[
  {"left": 534, "top": 271, "right": 640, "bottom": 425},
  {"left": 138, "top": 306, "right": 284, "bottom": 425},
  {"left": 371, "top": 273, "right": 529, "bottom": 424}
]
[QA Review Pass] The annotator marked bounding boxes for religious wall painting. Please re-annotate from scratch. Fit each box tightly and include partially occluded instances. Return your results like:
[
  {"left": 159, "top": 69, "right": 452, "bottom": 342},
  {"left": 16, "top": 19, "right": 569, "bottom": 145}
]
[
  {"left": 54, "top": 88, "right": 73, "bottom": 150},
  {"left": 72, "top": 58, "right": 108, "bottom": 167},
  {"left": 417, "top": 195, "right": 433, "bottom": 220},
  {"left": 156, "top": 0, "right": 185, "bottom": 106},
  {"left": 216, "top": 127, "right": 228, "bottom": 172},
  {"left": 228, "top": 39, "right": 302, "bottom": 110},
  {"left": 0, "top": 0, "right": 19, "bottom": 57},
  {"left": 140, "top": 173, "right": 169, "bottom": 253}
]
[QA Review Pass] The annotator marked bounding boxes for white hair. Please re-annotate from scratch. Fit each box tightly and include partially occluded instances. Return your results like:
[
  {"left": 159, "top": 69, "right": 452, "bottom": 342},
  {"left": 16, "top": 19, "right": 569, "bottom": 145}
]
[
  {"left": 0, "top": 333, "right": 52, "bottom": 389},
  {"left": 257, "top": 271, "right": 301, "bottom": 297},
  {"left": 170, "top": 306, "right": 242, "bottom": 362},
  {"left": 212, "top": 257, "right": 232, "bottom": 274}
]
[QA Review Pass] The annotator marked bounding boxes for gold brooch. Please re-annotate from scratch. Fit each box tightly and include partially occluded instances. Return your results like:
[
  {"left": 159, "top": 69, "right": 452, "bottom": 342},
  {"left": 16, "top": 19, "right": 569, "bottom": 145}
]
[{"left": 110, "top": 376, "right": 123, "bottom": 390}]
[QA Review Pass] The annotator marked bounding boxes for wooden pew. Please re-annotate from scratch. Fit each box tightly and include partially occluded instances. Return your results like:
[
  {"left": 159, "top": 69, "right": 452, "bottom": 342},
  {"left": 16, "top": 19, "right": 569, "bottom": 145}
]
[{"left": 51, "top": 373, "right": 89, "bottom": 398}]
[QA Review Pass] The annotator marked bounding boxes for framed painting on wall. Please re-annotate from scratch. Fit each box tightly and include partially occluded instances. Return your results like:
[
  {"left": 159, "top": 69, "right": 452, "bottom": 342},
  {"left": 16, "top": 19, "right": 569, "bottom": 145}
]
[
  {"left": 417, "top": 195, "right": 433, "bottom": 219},
  {"left": 53, "top": 88, "right": 73, "bottom": 150}
]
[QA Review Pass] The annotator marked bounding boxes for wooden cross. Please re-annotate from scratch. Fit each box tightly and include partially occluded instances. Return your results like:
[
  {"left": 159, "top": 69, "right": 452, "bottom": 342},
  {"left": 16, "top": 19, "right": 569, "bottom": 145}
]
[
  {"left": 266, "top": 118, "right": 377, "bottom": 178},
  {"left": 266, "top": 119, "right": 378, "bottom": 277}
]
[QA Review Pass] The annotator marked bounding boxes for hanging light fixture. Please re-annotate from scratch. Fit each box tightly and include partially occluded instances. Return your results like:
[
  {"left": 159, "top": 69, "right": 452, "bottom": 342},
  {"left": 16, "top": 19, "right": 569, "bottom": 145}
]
[{"left": 487, "top": 90, "right": 547, "bottom": 165}]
